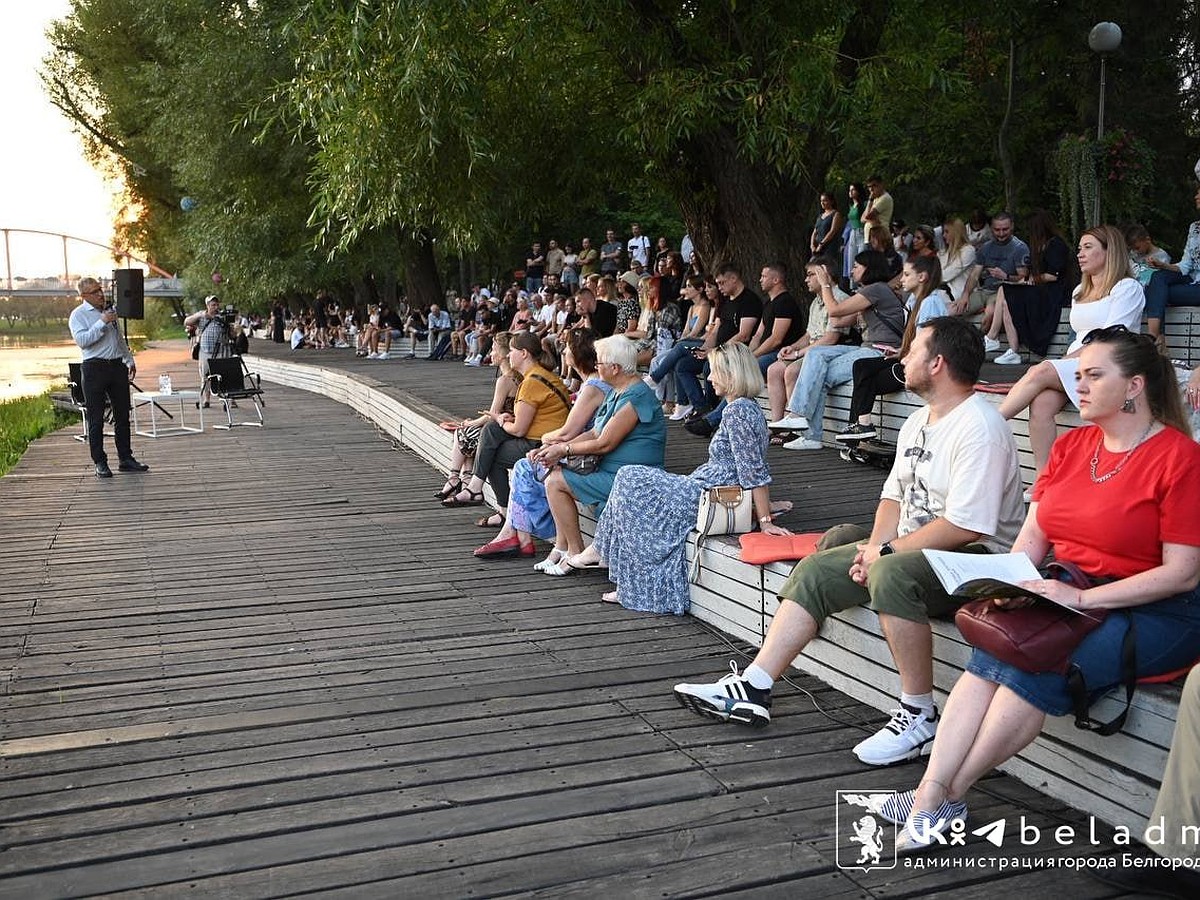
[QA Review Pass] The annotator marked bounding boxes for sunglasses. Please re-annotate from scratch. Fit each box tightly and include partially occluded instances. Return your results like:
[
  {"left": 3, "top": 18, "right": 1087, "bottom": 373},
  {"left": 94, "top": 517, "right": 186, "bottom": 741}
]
[{"left": 1081, "top": 324, "right": 1155, "bottom": 346}]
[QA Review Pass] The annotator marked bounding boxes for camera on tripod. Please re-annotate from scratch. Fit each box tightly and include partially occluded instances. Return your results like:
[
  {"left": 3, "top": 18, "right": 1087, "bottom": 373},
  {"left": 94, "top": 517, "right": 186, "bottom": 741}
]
[{"left": 217, "top": 305, "right": 237, "bottom": 327}]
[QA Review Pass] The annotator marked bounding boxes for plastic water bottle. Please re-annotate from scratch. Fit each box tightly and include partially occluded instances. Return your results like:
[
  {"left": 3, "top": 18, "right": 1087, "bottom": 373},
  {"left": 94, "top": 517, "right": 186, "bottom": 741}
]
[{"left": 159, "top": 374, "right": 172, "bottom": 395}]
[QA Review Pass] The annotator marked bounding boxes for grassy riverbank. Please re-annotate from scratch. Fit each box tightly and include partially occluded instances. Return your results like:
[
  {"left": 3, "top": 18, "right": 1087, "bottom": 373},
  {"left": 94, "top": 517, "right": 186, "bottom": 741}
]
[{"left": 0, "top": 392, "right": 79, "bottom": 475}]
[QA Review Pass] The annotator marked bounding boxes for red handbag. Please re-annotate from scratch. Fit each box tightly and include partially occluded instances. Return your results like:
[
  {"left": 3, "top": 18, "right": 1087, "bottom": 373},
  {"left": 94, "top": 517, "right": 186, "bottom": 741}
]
[
  {"left": 954, "top": 561, "right": 1105, "bottom": 676},
  {"left": 955, "top": 561, "right": 1136, "bottom": 736}
]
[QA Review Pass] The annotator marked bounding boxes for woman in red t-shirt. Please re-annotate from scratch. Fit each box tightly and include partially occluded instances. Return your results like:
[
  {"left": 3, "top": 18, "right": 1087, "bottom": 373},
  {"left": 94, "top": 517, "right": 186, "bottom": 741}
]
[{"left": 883, "top": 324, "right": 1200, "bottom": 849}]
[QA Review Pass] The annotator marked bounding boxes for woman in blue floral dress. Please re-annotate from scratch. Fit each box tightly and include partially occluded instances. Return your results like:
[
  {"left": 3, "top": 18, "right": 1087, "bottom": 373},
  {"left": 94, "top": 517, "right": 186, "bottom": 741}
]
[{"left": 571, "top": 343, "right": 791, "bottom": 614}]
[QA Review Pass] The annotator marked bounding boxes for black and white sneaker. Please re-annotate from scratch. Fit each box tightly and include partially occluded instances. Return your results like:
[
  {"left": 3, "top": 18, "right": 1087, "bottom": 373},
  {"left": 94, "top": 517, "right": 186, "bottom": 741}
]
[
  {"left": 835, "top": 423, "right": 878, "bottom": 443},
  {"left": 673, "top": 662, "right": 772, "bottom": 727}
]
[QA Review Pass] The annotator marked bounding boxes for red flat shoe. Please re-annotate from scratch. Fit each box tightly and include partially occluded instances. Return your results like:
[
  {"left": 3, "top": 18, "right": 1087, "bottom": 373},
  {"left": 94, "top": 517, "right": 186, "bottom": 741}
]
[{"left": 474, "top": 536, "right": 521, "bottom": 558}]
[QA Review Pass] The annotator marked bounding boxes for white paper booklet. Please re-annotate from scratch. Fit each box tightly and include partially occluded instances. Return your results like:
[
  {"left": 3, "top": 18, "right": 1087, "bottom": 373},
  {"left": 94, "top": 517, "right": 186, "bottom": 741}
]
[{"left": 922, "top": 550, "right": 1100, "bottom": 618}]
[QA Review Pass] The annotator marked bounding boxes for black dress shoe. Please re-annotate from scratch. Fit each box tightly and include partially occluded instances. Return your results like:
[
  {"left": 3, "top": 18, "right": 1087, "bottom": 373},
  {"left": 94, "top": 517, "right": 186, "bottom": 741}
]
[
  {"left": 684, "top": 417, "right": 715, "bottom": 437},
  {"left": 95, "top": 463, "right": 113, "bottom": 478},
  {"left": 118, "top": 458, "right": 150, "bottom": 472}
]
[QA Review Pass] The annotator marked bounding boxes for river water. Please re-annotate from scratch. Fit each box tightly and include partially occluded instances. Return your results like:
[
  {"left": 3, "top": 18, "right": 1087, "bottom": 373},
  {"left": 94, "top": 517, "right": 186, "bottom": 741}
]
[{"left": 0, "top": 334, "right": 83, "bottom": 402}]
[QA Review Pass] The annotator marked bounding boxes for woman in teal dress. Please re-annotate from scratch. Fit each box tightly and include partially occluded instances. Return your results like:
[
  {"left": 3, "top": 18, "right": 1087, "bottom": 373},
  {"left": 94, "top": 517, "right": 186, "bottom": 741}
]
[
  {"left": 473, "top": 335, "right": 666, "bottom": 571},
  {"left": 533, "top": 336, "right": 667, "bottom": 574}
]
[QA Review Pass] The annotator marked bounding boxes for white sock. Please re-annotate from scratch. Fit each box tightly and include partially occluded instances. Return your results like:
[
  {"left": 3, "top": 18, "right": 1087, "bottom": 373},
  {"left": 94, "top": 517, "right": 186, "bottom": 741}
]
[
  {"left": 901, "top": 692, "right": 936, "bottom": 717},
  {"left": 744, "top": 664, "right": 774, "bottom": 691}
]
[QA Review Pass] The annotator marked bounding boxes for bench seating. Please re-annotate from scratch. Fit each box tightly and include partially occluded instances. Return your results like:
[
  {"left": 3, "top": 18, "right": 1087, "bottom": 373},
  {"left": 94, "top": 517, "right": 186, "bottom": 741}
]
[{"left": 248, "top": 303, "right": 1200, "bottom": 838}]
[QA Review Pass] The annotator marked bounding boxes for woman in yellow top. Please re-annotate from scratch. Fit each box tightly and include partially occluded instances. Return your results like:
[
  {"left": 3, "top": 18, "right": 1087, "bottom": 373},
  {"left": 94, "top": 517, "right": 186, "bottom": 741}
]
[{"left": 442, "top": 331, "right": 571, "bottom": 511}]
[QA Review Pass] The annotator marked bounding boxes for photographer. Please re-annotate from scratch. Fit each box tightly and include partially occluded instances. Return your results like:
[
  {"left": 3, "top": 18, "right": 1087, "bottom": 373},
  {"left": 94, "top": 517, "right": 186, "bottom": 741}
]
[{"left": 184, "top": 296, "right": 231, "bottom": 407}]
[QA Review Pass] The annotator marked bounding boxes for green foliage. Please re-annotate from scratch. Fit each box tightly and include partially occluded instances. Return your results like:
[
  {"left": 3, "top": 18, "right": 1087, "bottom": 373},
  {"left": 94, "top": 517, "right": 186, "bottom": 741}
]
[
  {"left": 43, "top": 0, "right": 1200, "bottom": 299},
  {"left": 0, "top": 393, "right": 79, "bottom": 476}
]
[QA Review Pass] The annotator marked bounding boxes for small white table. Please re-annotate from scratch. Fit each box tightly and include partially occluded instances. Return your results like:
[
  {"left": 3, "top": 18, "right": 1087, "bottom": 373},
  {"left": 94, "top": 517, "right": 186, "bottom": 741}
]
[{"left": 131, "top": 390, "right": 204, "bottom": 438}]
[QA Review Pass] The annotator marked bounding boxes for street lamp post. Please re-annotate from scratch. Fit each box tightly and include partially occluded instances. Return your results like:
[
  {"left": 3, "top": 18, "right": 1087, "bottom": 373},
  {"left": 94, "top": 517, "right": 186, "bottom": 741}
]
[{"left": 1088, "top": 22, "right": 1123, "bottom": 226}]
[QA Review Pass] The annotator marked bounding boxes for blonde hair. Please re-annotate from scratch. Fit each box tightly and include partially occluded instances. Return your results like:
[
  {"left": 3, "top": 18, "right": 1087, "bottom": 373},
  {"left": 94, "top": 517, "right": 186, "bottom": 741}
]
[
  {"left": 708, "top": 342, "right": 764, "bottom": 400},
  {"left": 1079, "top": 224, "right": 1132, "bottom": 300},
  {"left": 942, "top": 218, "right": 968, "bottom": 262}
]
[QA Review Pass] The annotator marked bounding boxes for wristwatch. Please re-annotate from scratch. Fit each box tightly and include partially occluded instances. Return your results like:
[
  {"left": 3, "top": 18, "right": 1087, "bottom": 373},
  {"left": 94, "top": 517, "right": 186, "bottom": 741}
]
[{"left": 879, "top": 541, "right": 895, "bottom": 556}]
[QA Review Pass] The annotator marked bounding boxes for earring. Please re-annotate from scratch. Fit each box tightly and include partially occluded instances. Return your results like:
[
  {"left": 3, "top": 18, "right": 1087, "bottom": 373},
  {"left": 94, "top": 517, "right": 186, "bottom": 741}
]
[{"left": 1121, "top": 397, "right": 1136, "bottom": 414}]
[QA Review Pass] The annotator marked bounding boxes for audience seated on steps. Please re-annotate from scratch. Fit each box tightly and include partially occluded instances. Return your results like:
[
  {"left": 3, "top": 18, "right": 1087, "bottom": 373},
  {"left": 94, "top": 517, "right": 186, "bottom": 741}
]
[
  {"left": 835, "top": 254, "right": 950, "bottom": 445},
  {"left": 1144, "top": 184, "right": 1200, "bottom": 349},
  {"left": 571, "top": 342, "right": 790, "bottom": 614},
  {"left": 953, "top": 211, "right": 1030, "bottom": 335},
  {"left": 460, "top": 328, "right": 607, "bottom": 534},
  {"left": 441, "top": 331, "right": 570, "bottom": 515},
  {"left": 882, "top": 326, "right": 1200, "bottom": 852},
  {"left": 768, "top": 249, "right": 904, "bottom": 450},
  {"left": 763, "top": 255, "right": 850, "bottom": 432},
  {"left": 474, "top": 336, "right": 666, "bottom": 568},
  {"left": 675, "top": 317, "right": 1025, "bottom": 769},
  {"left": 685, "top": 261, "right": 805, "bottom": 437},
  {"left": 435, "top": 331, "right": 520, "bottom": 516},
  {"left": 983, "top": 209, "right": 1075, "bottom": 364},
  {"left": 646, "top": 275, "right": 714, "bottom": 421},
  {"left": 997, "top": 225, "right": 1145, "bottom": 478}
]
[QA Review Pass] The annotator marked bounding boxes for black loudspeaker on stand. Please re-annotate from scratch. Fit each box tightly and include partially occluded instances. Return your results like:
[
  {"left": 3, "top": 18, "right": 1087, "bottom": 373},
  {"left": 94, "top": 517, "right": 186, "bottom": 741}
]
[{"left": 113, "top": 268, "right": 144, "bottom": 319}]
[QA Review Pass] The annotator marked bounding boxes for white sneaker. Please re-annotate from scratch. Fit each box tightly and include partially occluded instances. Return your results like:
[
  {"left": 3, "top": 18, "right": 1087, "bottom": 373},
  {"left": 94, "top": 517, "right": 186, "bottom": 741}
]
[
  {"left": 669, "top": 404, "right": 693, "bottom": 421},
  {"left": 982, "top": 336, "right": 1001, "bottom": 352},
  {"left": 994, "top": 349, "right": 1022, "bottom": 365},
  {"left": 366, "top": 351, "right": 379, "bottom": 359},
  {"left": 782, "top": 436, "right": 823, "bottom": 451},
  {"left": 464, "top": 356, "right": 482, "bottom": 367},
  {"left": 768, "top": 415, "right": 809, "bottom": 431},
  {"left": 375, "top": 351, "right": 390, "bottom": 360},
  {"left": 642, "top": 374, "right": 657, "bottom": 388},
  {"left": 853, "top": 704, "right": 938, "bottom": 766}
]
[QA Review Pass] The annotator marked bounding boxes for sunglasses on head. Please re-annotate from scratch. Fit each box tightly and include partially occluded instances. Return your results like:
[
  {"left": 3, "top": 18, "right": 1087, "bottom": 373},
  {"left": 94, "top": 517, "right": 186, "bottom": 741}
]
[{"left": 1081, "top": 324, "right": 1155, "bottom": 346}]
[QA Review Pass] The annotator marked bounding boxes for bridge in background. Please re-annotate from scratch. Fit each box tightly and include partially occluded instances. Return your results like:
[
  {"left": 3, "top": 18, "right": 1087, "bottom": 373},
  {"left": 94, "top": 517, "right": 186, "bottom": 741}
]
[{"left": 1, "top": 228, "right": 183, "bottom": 297}]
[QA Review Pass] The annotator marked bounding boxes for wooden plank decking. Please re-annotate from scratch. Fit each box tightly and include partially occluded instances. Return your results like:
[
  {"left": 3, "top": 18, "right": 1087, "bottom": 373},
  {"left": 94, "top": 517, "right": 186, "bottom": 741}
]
[{"left": 0, "top": 344, "right": 1137, "bottom": 897}]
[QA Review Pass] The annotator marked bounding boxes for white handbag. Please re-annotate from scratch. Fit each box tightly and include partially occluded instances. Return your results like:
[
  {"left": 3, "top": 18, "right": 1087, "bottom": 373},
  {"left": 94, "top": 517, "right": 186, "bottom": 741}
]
[{"left": 691, "top": 485, "right": 754, "bottom": 583}]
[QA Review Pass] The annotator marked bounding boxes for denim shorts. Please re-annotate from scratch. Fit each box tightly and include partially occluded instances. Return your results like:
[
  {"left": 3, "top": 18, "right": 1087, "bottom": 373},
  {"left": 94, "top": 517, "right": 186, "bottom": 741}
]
[{"left": 967, "top": 586, "right": 1200, "bottom": 715}]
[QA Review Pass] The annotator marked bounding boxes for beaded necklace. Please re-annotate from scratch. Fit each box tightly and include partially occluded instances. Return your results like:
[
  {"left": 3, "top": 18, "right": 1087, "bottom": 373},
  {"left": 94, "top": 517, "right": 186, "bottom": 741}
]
[{"left": 1089, "top": 422, "right": 1156, "bottom": 484}]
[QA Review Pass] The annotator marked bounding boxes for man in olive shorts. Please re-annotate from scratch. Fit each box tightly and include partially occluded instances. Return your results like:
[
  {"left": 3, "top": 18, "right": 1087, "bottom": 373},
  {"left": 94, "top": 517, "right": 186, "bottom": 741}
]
[{"left": 674, "top": 317, "right": 1025, "bottom": 765}]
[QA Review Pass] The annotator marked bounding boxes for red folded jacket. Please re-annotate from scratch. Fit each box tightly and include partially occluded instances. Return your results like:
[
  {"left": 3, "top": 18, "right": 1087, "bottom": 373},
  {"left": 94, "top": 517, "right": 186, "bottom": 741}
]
[{"left": 739, "top": 532, "right": 824, "bottom": 565}]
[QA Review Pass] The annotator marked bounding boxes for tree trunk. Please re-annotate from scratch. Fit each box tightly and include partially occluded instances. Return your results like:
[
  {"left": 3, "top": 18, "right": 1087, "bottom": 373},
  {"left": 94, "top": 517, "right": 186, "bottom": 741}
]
[
  {"left": 998, "top": 36, "right": 1017, "bottom": 214},
  {"left": 400, "top": 229, "right": 442, "bottom": 311},
  {"left": 675, "top": 127, "right": 818, "bottom": 289}
]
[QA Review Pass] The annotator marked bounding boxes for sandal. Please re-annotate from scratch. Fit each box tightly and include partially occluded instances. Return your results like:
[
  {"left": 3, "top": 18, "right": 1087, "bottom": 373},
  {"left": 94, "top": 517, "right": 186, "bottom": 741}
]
[
  {"left": 442, "top": 488, "right": 484, "bottom": 508},
  {"left": 533, "top": 548, "right": 566, "bottom": 572},
  {"left": 435, "top": 475, "right": 463, "bottom": 500},
  {"left": 476, "top": 512, "right": 504, "bottom": 528}
]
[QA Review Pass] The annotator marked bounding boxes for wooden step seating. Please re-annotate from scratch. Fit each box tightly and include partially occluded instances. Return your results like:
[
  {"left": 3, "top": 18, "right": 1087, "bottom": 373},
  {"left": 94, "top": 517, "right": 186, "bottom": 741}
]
[{"left": 249, "top": 304, "right": 1200, "bottom": 838}]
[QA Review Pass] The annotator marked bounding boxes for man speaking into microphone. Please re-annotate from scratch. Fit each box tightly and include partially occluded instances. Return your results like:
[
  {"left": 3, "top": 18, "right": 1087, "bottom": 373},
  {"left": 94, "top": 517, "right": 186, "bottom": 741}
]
[{"left": 68, "top": 276, "right": 149, "bottom": 478}]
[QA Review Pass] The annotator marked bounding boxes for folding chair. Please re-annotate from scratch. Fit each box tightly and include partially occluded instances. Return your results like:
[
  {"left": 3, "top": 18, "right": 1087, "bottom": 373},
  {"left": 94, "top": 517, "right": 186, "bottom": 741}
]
[
  {"left": 205, "top": 356, "right": 265, "bottom": 429},
  {"left": 67, "top": 362, "right": 112, "bottom": 442}
]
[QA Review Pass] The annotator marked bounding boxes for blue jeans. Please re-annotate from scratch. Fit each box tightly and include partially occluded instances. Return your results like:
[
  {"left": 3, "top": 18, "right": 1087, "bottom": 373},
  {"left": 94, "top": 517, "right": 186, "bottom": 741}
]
[
  {"left": 785, "top": 345, "right": 881, "bottom": 440},
  {"left": 525, "top": 276, "right": 543, "bottom": 294},
  {"left": 702, "top": 351, "right": 778, "bottom": 427},
  {"left": 675, "top": 353, "right": 714, "bottom": 410},
  {"left": 1144, "top": 269, "right": 1200, "bottom": 321},
  {"left": 650, "top": 340, "right": 702, "bottom": 382},
  {"left": 968, "top": 584, "right": 1200, "bottom": 716}
]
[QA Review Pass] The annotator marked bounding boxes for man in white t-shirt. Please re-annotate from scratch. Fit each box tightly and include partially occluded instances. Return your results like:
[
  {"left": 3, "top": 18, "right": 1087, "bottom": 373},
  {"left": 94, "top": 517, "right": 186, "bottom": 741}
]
[
  {"left": 674, "top": 316, "right": 1025, "bottom": 766},
  {"left": 626, "top": 223, "right": 651, "bottom": 269}
]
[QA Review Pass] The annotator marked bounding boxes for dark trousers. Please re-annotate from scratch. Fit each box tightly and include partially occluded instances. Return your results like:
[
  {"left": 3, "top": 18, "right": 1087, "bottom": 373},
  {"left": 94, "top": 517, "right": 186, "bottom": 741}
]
[
  {"left": 849, "top": 356, "right": 905, "bottom": 422},
  {"left": 81, "top": 358, "right": 133, "bottom": 464},
  {"left": 473, "top": 421, "right": 539, "bottom": 507}
]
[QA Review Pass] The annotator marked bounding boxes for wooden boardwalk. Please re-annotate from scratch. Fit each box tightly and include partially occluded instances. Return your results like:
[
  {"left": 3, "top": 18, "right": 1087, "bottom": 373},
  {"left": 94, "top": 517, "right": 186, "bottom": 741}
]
[{"left": 0, "top": 344, "right": 1133, "bottom": 897}]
